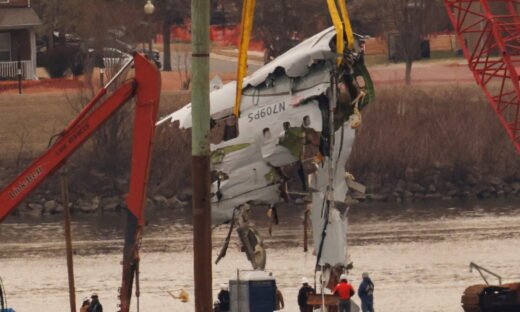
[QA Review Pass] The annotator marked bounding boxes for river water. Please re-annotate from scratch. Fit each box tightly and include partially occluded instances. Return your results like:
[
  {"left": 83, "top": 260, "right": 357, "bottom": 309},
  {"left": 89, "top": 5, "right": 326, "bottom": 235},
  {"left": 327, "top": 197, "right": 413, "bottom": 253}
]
[{"left": 1, "top": 199, "right": 520, "bottom": 312}]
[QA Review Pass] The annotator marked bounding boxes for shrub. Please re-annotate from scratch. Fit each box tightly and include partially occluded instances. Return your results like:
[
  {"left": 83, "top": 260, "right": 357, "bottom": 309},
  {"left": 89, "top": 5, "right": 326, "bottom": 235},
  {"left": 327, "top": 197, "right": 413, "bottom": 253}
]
[
  {"left": 347, "top": 84, "right": 519, "bottom": 184},
  {"left": 42, "top": 47, "right": 77, "bottom": 78}
]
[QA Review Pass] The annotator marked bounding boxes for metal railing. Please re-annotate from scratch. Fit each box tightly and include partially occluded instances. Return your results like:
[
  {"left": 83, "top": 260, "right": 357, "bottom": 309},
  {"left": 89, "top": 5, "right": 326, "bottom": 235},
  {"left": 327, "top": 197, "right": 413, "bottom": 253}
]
[
  {"left": 470, "top": 262, "right": 502, "bottom": 285},
  {"left": 0, "top": 61, "right": 33, "bottom": 80}
]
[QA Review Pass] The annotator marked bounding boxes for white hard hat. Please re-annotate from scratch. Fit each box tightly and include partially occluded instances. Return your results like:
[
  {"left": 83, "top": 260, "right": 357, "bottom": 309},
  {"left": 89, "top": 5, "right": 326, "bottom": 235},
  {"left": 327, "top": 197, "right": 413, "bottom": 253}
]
[
  {"left": 301, "top": 277, "right": 309, "bottom": 284},
  {"left": 91, "top": 292, "right": 98, "bottom": 298},
  {"left": 221, "top": 283, "right": 228, "bottom": 291},
  {"left": 340, "top": 274, "right": 348, "bottom": 281}
]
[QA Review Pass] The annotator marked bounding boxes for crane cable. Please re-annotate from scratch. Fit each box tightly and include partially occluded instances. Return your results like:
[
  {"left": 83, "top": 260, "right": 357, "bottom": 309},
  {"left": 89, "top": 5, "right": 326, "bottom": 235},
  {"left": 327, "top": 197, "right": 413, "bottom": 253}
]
[{"left": 232, "top": 0, "right": 355, "bottom": 117}]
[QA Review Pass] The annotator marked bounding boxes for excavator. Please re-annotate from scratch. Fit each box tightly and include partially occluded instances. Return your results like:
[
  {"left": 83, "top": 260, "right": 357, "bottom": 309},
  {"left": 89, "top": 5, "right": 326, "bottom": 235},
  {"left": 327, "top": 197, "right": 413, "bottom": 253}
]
[
  {"left": 0, "top": 52, "right": 160, "bottom": 312},
  {"left": 443, "top": 0, "right": 520, "bottom": 311}
]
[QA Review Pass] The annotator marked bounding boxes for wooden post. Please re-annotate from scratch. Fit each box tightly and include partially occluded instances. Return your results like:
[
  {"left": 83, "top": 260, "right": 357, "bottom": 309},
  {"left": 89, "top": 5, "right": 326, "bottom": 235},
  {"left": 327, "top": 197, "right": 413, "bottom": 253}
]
[
  {"left": 17, "top": 46, "right": 22, "bottom": 94},
  {"left": 303, "top": 207, "right": 310, "bottom": 252},
  {"left": 61, "top": 167, "right": 76, "bottom": 312},
  {"left": 191, "top": 0, "right": 213, "bottom": 311}
]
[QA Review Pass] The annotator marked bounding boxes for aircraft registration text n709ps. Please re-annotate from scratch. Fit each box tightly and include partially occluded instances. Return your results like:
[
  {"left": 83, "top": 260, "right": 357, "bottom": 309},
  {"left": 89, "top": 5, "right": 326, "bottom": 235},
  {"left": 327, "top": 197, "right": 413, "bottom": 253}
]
[{"left": 247, "top": 102, "right": 286, "bottom": 123}]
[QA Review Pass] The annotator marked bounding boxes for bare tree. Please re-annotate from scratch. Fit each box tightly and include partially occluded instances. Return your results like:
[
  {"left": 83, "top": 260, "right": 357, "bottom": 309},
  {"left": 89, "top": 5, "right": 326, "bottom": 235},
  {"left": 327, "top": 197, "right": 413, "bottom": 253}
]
[
  {"left": 14, "top": 124, "right": 29, "bottom": 173},
  {"left": 348, "top": 0, "right": 385, "bottom": 37},
  {"left": 149, "top": 0, "right": 190, "bottom": 72},
  {"left": 381, "top": 0, "right": 433, "bottom": 84},
  {"left": 172, "top": 44, "right": 191, "bottom": 89}
]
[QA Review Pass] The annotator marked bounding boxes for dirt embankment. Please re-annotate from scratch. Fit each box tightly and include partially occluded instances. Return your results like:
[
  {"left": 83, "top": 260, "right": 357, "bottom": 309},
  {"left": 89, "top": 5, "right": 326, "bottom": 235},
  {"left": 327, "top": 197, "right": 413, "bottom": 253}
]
[
  {"left": 0, "top": 91, "right": 190, "bottom": 156},
  {"left": 0, "top": 90, "right": 192, "bottom": 217}
]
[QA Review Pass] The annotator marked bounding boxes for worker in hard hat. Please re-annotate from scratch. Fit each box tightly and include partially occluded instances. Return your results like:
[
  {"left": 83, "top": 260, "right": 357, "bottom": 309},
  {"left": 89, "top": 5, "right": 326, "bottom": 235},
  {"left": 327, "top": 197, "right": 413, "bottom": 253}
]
[
  {"left": 358, "top": 272, "right": 374, "bottom": 312},
  {"left": 297, "top": 277, "right": 315, "bottom": 312},
  {"left": 217, "top": 283, "right": 230, "bottom": 312},
  {"left": 87, "top": 293, "right": 103, "bottom": 312},
  {"left": 275, "top": 286, "right": 285, "bottom": 311},
  {"left": 213, "top": 299, "right": 221, "bottom": 312},
  {"left": 333, "top": 274, "right": 355, "bottom": 312},
  {"left": 79, "top": 297, "right": 90, "bottom": 312}
]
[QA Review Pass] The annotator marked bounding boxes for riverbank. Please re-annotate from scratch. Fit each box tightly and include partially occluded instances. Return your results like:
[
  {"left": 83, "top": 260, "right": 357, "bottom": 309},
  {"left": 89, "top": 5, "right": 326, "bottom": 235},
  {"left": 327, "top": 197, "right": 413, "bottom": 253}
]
[{"left": 1, "top": 84, "right": 518, "bottom": 217}]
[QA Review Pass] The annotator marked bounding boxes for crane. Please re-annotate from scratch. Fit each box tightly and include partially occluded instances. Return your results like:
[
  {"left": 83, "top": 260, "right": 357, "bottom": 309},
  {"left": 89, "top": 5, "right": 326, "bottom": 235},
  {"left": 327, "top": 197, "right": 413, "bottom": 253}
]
[
  {"left": 443, "top": 2, "right": 520, "bottom": 311},
  {"left": 0, "top": 52, "right": 161, "bottom": 312},
  {"left": 444, "top": 0, "right": 520, "bottom": 154}
]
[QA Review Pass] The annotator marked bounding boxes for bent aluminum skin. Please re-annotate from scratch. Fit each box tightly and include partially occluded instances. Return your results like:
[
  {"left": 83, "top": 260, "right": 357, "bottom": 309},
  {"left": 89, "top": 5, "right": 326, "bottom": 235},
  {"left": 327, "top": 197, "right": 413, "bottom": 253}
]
[{"left": 158, "top": 26, "right": 374, "bottom": 279}]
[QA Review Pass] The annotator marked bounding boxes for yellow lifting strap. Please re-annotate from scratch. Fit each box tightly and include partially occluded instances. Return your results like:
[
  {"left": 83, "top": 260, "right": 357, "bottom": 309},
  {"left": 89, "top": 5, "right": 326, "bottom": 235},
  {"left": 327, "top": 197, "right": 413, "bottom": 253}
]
[
  {"left": 233, "top": 0, "right": 256, "bottom": 117},
  {"left": 326, "top": 0, "right": 355, "bottom": 65},
  {"left": 326, "top": 0, "right": 345, "bottom": 65},
  {"left": 338, "top": 0, "right": 355, "bottom": 50},
  {"left": 232, "top": 0, "right": 354, "bottom": 117}
]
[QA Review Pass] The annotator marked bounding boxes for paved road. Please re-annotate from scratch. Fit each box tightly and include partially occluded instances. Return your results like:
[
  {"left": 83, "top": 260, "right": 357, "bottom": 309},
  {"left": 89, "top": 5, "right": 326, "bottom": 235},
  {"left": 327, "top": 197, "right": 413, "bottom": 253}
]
[{"left": 160, "top": 51, "right": 263, "bottom": 73}]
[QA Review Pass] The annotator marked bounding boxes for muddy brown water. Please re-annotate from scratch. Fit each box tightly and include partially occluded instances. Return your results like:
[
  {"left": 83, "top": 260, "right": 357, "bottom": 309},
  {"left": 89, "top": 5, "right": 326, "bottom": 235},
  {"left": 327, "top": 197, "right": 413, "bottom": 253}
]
[{"left": 1, "top": 199, "right": 519, "bottom": 312}]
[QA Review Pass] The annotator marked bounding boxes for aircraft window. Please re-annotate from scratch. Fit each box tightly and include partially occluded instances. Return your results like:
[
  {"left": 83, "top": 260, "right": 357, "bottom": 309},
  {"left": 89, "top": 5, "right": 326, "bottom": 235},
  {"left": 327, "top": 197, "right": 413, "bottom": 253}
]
[
  {"left": 210, "top": 115, "right": 239, "bottom": 144},
  {"left": 223, "top": 115, "right": 238, "bottom": 141},
  {"left": 283, "top": 121, "right": 290, "bottom": 131},
  {"left": 303, "top": 115, "right": 311, "bottom": 127},
  {"left": 262, "top": 128, "right": 271, "bottom": 139}
]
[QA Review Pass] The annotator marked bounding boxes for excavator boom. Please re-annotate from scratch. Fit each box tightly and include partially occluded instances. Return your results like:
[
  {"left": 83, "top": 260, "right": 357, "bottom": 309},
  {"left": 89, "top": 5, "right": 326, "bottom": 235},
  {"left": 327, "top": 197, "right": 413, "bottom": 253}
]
[
  {"left": 0, "top": 53, "right": 160, "bottom": 225},
  {"left": 0, "top": 53, "right": 160, "bottom": 312}
]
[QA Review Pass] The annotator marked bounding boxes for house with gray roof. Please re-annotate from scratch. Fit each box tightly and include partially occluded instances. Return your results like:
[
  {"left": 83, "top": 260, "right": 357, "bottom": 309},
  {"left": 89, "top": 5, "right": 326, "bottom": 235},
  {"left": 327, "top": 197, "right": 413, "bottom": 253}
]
[{"left": 0, "top": 0, "right": 41, "bottom": 80}]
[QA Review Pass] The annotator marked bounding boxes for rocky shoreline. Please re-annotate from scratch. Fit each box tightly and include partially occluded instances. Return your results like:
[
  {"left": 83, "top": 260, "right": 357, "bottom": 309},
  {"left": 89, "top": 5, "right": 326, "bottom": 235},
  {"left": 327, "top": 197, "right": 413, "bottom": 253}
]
[
  {"left": 2, "top": 163, "right": 520, "bottom": 218},
  {"left": 348, "top": 165, "right": 520, "bottom": 205}
]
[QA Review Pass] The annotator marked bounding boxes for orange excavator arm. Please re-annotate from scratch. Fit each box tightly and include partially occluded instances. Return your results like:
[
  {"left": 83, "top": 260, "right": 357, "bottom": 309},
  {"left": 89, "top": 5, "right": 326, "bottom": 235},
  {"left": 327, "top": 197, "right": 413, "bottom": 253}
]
[
  {"left": 0, "top": 52, "right": 160, "bottom": 225},
  {"left": 0, "top": 52, "right": 160, "bottom": 312}
]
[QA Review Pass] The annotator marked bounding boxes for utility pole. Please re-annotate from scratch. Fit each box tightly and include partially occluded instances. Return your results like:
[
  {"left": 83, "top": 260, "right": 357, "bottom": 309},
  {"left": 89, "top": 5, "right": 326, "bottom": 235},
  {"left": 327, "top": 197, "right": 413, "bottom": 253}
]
[
  {"left": 191, "top": 0, "right": 212, "bottom": 311},
  {"left": 61, "top": 166, "right": 76, "bottom": 312}
]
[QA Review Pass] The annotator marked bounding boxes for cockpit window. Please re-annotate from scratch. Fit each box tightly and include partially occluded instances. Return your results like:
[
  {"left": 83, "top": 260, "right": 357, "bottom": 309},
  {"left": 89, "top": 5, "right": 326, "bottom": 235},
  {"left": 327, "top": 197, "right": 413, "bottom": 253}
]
[{"left": 210, "top": 115, "right": 239, "bottom": 144}]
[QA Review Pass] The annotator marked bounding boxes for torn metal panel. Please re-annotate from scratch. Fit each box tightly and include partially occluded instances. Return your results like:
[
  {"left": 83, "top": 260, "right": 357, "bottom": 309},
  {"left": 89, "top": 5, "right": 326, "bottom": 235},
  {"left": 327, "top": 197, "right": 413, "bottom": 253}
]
[
  {"left": 243, "top": 27, "right": 337, "bottom": 88},
  {"left": 157, "top": 73, "right": 330, "bottom": 130},
  {"left": 213, "top": 184, "right": 280, "bottom": 224},
  {"left": 157, "top": 81, "right": 237, "bottom": 128},
  {"left": 310, "top": 192, "right": 348, "bottom": 267},
  {"left": 211, "top": 138, "right": 281, "bottom": 223},
  {"left": 261, "top": 137, "right": 297, "bottom": 167},
  {"left": 308, "top": 123, "right": 356, "bottom": 202},
  {"left": 156, "top": 28, "right": 337, "bottom": 129},
  {"left": 157, "top": 24, "right": 374, "bottom": 272},
  {"left": 308, "top": 122, "right": 356, "bottom": 268},
  {"left": 332, "top": 124, "right": 356, "bottom": 202}
]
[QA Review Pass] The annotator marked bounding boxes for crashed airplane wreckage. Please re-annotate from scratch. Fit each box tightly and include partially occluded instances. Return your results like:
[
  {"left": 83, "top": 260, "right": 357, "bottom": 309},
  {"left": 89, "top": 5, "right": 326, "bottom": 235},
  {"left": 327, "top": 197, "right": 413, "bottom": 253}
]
[{"left": 157, "top": 26, "right": 374, "bottom": 285}]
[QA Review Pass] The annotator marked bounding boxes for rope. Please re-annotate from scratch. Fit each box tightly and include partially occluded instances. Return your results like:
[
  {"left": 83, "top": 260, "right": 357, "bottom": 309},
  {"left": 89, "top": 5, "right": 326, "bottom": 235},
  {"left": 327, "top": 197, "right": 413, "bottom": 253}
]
[
  {"left": 215, "top": 208, "right": 238, "bottom": 264},
  {"left": 315, "top": 198, "right": 330, "bottom": 269},
  {"left": 349, "top": 90, "right": 366, "bottom": 128}
]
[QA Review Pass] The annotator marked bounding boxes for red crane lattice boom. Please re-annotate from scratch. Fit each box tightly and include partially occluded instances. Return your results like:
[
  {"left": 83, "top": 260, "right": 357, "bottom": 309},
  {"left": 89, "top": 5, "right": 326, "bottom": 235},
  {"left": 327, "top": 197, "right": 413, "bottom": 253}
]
[{"left": 444, "top": 0, "right": 520, "bottom": 153}]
